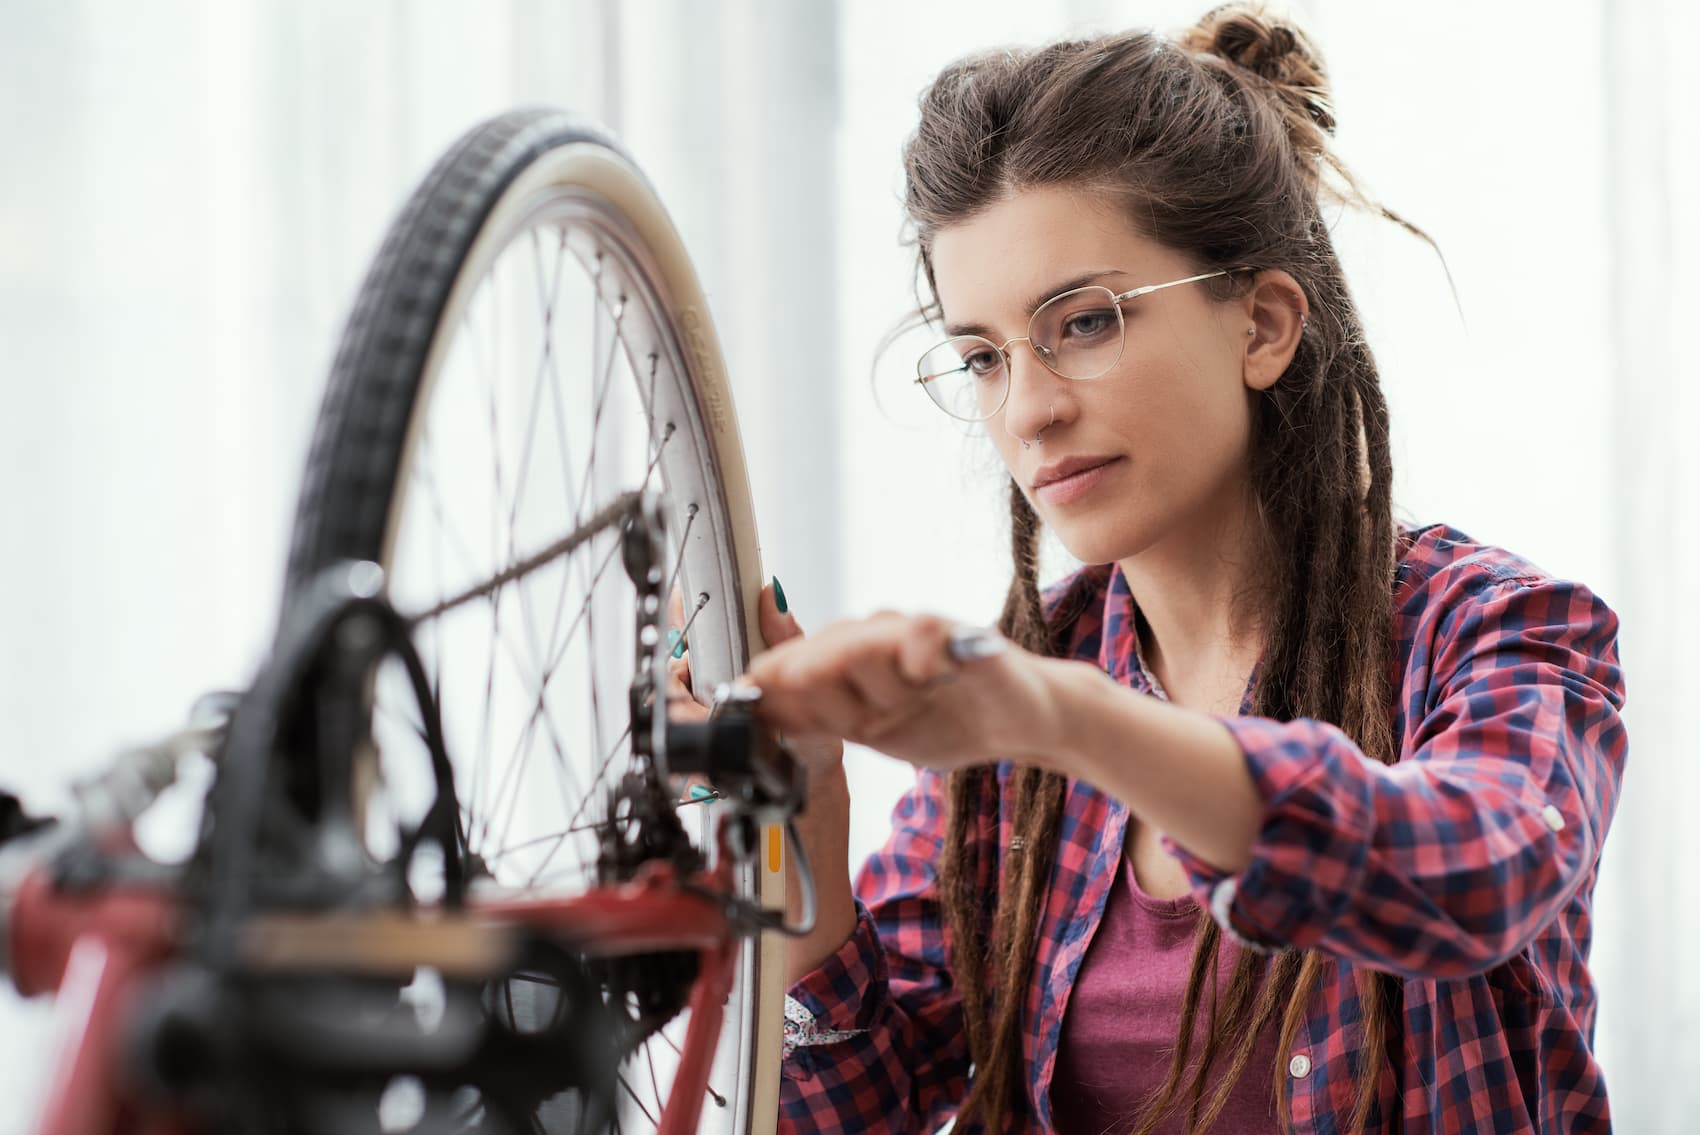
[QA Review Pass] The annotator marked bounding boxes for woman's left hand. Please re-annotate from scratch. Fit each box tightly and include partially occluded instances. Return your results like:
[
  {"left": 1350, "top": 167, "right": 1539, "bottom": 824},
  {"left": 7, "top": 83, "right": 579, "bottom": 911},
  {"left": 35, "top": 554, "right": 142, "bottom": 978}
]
[{"left": 738, "top": 611, "right": 1073, "bottom": 773}]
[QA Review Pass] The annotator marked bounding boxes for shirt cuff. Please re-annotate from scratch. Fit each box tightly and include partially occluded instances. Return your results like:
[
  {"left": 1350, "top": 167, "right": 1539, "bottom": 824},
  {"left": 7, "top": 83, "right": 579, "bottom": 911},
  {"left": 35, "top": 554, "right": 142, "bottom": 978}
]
[
  {"left": 1162, "top": 715, "right": 1374, "bottom": 952},
  {"left": 781, "top": 900, "right": 881, "bottom": 1070}
]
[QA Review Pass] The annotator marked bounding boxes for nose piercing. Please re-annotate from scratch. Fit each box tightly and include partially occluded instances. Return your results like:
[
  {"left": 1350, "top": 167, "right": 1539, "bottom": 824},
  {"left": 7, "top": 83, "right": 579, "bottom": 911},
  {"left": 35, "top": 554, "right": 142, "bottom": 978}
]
[{"left": 1021, "top": 403, "right": 1056, "bottom": 451}]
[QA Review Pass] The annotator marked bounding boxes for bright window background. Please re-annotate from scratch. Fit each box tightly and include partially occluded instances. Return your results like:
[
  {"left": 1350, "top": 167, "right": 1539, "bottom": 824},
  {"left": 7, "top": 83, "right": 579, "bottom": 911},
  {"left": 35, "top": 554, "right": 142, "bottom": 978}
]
[{"left": 1, "top": 0, "right": 1692, "bottom": 1129}]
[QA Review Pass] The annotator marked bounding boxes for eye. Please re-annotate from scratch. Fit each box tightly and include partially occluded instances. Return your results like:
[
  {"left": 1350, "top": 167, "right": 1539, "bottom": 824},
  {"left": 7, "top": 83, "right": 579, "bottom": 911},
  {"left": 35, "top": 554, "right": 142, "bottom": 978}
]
[
  {"left": 962, "top": 348, "right": 1004, "bottom": 377},
  {"left": 1061, "top": 308, "right": 1118, "bottom": 341}
]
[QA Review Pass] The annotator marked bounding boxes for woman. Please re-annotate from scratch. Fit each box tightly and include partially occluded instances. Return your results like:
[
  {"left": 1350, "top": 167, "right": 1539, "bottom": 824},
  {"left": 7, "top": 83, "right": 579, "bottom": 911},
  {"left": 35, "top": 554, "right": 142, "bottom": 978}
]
[{"left": 675, "top": 6, "right": 1627, "bottom": 1132}]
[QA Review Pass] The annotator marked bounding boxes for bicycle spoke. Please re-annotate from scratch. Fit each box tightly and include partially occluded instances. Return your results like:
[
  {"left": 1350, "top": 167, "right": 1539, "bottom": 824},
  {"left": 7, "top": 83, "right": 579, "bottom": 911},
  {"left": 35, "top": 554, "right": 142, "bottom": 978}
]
[
  {"left": 469, "top": 578, "right": 504, "bottom": 838},
  {"left": 309, "top": 138, "right": 769, "bottom": 1132},
  {"left": 619, "top": 1072, "right": 660, "bottom": 1128},
  {"left": 504, "top": 227, "right": 568, "bottom": 538},
  {"left": 405, "top": 491, "right": 642, "bottom": 626},
  {"left": 522, "top": 722, "right": 632, "bottom": 889},
  {"left": 645, "top": 1044, "right": 666, "bottom": 1124},
  {"left": 567, "top": 286, "right": 629, "bottom": 531},
  {"left": 674, "top": 592, "right": 711, "bottom": 645},
  {"left": 473, "top": 533, "right": 625, "bottom": 857},
  {"left": 475, "top": 759, "right": 725, "bottom": 863},
  {"left": 375, "top": 698, "right": 429, "bottom": 747},
  {"left": 410, "top": 417, "right": 486, "bottom": 605}
]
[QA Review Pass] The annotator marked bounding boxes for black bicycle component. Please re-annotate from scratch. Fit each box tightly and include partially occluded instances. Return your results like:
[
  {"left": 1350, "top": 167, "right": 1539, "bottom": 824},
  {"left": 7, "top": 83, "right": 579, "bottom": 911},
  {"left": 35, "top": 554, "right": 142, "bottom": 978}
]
[
  {"left": 678, "top": 819, "right": 818, "bottom": 941},
  {"left": 0, "top": 792, "right": 50, "bottom": 845},
  {"left": 665, "top": 698, "right": 804, "bottom": 822},
  {"left": 240, "top": 106, "right": 806, "bottom": 1131},
  {"left": 198, "top": 562, "right": 466, "bottom": 970},
  {"left": 128, "top": 941, "right": 618, "bottom": 1135},
  {"left": 596, "top": 774, "right": 701, "bottom": 887}
]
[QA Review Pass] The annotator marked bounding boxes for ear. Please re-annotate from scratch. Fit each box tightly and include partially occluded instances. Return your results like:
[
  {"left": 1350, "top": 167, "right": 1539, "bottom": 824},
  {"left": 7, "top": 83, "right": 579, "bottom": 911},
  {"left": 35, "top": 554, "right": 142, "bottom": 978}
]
[{"left": 1236, "top": 270, "right": 1309, "bottom": 392}]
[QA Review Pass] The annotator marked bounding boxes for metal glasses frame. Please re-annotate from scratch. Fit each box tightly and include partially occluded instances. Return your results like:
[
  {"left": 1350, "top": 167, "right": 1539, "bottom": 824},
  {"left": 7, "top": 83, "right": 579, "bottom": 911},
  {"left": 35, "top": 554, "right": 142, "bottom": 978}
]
[{"left": 914, "top": 267, "right": 1242, "bottom": 422}]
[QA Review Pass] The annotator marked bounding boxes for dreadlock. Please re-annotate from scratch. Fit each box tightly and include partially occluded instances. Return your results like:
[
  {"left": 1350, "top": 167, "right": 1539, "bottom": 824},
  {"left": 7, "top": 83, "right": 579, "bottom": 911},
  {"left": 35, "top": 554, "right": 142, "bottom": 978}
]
[{"left": 908, "top": 5, "right": 1418, "bottom": 1131}]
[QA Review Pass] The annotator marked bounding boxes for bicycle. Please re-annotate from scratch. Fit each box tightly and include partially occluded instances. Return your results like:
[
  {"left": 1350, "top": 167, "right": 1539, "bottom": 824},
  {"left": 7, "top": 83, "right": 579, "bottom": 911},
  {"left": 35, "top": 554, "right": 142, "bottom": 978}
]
[{"left": 0, "top": 107, "right": 806, "bottom": 1135}]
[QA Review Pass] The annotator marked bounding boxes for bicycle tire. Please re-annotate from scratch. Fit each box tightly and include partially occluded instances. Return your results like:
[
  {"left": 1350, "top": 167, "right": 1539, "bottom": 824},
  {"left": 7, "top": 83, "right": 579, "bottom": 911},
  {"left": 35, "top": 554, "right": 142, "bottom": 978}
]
[{"left": 281, "top": 107, "right": 782, "bottom": 1135}]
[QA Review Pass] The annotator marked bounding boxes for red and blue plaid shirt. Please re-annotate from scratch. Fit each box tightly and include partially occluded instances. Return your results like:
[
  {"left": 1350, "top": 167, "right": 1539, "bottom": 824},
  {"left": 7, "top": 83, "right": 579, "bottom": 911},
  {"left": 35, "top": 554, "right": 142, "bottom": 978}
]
[{"left": 779, "top": 522, "right": 1627, "bottom": 1133}]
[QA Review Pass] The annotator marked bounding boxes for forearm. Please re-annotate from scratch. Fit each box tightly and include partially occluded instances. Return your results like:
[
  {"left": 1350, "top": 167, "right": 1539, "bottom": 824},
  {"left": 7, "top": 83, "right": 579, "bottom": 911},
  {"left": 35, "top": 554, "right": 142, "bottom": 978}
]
[
  {"left": 784, "top": 761, "right": 859, "bottom": 988},
  {"left": 1034, "top": 658, "right": 1262, "bottom": 874}
]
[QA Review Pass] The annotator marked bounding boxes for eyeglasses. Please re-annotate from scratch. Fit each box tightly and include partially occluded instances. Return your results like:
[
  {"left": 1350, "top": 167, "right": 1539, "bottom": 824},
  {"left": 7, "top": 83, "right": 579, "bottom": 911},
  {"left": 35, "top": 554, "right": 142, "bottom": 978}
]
[{"left": 914, "top": 268, "right": 1237, "bottom": 422}]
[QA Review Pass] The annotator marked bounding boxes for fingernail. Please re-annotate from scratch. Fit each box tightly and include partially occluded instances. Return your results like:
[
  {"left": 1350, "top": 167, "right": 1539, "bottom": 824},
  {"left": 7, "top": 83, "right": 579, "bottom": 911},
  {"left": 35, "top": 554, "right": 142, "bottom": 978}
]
[
  {"left": 689, "top": 783, "right": 716, "bottom": 801},
  {"left": 668, "top": 628, "right": 685, "bottom": 659},
  {"left": 772, "top": 575, "right": 789, "bottom": 615}
]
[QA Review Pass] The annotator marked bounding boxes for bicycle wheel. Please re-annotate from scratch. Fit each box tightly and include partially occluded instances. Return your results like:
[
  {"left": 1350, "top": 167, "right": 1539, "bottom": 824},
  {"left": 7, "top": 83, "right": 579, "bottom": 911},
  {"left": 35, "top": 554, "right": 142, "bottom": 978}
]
[{"left": 282, "top": 107, "right": 782, "bottom": 1135}]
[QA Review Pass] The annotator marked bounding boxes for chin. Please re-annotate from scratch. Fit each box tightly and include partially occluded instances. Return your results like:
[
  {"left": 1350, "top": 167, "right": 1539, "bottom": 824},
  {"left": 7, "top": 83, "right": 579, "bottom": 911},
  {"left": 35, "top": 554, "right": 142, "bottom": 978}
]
[{"left": 1045, "top": 516, "right": 1152, "bottom": 568}]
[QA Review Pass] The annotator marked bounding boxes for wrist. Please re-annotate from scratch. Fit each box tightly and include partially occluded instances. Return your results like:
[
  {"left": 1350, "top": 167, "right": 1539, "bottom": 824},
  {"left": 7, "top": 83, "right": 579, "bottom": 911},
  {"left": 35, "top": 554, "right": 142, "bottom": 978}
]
[
  {"left": 1028, "top": 656, "right": 1107, "bottom": 774},
  {"left": 802, "top": 758, "right": 850, "bottom": 818}
]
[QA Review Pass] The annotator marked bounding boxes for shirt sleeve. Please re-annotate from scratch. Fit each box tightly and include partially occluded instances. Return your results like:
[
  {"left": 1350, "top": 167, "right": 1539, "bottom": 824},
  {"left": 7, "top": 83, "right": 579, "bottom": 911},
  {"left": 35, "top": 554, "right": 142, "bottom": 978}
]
[
  {"left": 1163, "top": 568, "right": 1628, "bottom": 978},
  {"left": 778, "top": 768, "right": 971, "bottom": 1133}
]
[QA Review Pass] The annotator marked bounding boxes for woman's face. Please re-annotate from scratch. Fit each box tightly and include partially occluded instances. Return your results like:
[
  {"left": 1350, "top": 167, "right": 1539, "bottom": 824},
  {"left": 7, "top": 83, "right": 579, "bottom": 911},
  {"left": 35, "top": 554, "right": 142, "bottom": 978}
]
[{"left": 928, "top": 184, "right": 1277, "bottom": 567}]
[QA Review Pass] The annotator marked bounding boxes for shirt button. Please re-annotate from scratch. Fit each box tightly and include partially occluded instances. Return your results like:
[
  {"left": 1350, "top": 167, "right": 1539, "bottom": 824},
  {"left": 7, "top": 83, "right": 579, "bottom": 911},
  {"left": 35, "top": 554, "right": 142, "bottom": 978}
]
[
  {"left": 1541, "top": 804, "right": 1566, "bottom": 832},
  {"left": 1289, "top": 1053, "right": 1312, "bottom": 1078}
]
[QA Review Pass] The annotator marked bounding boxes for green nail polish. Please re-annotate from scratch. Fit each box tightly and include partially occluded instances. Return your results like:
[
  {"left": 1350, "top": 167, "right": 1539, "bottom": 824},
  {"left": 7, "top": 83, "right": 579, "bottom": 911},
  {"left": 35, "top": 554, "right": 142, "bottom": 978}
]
[
  {"left": 668, "top": 628, "right": 685, "bottom": 658},
  {"left": 689, "top": 784, "right": 715, "bottom": 800},
  {"left": 773, "top": 575, "right": 788, "bottom": 615}
]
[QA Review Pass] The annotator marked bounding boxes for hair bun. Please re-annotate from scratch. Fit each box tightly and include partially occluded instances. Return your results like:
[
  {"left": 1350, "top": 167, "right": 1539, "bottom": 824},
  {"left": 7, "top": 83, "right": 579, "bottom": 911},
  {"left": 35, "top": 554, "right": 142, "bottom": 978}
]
[{"left": 1181, "top": 4, "right": 1336, "bottom": 135}]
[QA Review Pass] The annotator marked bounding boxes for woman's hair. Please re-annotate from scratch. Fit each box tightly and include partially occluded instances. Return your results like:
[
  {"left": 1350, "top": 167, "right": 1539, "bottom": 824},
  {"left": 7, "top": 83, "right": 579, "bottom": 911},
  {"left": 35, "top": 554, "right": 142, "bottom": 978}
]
[{"left": 907, "top": 5, "right": 1413, "bottom": 1133}]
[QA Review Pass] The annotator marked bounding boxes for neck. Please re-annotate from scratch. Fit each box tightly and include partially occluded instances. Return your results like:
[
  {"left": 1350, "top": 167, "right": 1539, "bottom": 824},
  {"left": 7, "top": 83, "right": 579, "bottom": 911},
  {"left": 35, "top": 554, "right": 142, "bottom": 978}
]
[{"left": 1115, "top": 481, "right": 1272, "bottom": 703}]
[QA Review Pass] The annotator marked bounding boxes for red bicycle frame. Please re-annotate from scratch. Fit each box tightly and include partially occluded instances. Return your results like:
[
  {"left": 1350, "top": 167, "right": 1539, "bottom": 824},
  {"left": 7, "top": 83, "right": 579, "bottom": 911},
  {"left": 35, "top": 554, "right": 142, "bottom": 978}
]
[{"left": 10, "top": 836, "right": 752, "bottom": 1135}]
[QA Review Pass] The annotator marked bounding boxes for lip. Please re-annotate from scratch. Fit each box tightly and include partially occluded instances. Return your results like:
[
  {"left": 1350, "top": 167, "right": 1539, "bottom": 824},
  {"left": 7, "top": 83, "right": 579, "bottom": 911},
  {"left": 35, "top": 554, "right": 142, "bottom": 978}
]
[{"left": 1032, "top": 455, "right": 1123, "bottom": 506}]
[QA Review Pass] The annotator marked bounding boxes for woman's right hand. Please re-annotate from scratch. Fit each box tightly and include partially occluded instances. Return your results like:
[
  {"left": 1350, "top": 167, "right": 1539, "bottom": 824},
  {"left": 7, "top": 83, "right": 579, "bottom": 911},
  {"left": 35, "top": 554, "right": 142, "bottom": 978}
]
[
  {"left": 666, "top": 577, "right": 859, "bottom": 985},
  {"left": 665, "top": 579, "right": 847, "bottom": 786}
]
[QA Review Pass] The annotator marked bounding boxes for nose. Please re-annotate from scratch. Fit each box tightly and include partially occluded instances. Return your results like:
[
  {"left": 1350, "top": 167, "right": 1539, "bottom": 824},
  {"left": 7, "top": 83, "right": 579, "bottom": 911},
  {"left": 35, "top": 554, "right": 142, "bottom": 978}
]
[{"left": 999, "top": 340, "right": 1066, "bottom": 443}]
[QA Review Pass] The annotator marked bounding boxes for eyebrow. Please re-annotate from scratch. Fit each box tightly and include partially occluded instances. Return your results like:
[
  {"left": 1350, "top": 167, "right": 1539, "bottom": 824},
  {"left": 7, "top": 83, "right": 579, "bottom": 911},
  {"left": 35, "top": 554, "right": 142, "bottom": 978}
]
[{"left": 943, "top": 269, "right": 1132, "bottom": 339}]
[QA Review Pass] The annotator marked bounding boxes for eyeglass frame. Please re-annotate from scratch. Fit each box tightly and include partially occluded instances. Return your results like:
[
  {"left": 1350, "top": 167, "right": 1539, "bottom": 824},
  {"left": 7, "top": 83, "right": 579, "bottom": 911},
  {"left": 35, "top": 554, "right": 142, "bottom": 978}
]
[{"left": 913, "top": 267, "right": 1248, "bottom": 422}]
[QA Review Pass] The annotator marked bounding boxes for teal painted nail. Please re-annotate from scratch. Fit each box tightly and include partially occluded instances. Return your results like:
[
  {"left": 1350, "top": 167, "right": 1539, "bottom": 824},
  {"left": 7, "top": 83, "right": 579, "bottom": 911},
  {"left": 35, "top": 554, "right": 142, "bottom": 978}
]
[
  {"left": 773, "top": 575, "right": 788, "bottom": 615},
  {"left": 689, "top": 783, "right": 716, "bottom": 801},
  {"left": 668, "top": 628, "right": 685, "bottom": 658}
]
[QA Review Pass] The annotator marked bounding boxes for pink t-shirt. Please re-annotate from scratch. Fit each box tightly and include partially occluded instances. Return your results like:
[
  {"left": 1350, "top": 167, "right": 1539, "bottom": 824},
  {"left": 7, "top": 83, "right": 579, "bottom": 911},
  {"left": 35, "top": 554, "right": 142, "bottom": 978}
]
[{"left": 1050, "top": 845, "right": 1285, "bottom": 1133}]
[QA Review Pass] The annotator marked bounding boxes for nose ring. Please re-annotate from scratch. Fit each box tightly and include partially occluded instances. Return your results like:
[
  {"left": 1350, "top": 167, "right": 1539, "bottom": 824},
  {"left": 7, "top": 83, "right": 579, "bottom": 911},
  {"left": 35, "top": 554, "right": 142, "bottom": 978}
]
[{"left": 1021, "top": 403, "right": 1056, "bottom": 451}]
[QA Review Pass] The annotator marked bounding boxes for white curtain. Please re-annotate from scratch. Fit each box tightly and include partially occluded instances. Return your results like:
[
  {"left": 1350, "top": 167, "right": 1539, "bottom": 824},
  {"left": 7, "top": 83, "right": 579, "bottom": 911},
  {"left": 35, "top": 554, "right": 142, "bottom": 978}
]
[
  {"left": 1, "top": 0, "right": 1692, "bottom": 1128},
  {"left": 0, "top": 0, "right": 839, "bottom": 1121}
]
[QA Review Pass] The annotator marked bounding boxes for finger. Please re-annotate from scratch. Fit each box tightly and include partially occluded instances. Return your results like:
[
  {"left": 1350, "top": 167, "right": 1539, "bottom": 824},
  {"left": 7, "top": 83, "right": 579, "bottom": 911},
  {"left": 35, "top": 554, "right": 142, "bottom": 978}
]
[
  {"left": 836, "top": 611, "right": 925, "bottom": 716},
  {"left": 745, "top": 621, "right": 876, "bottom": 735},
  {"left": 665, "top": 585, "right": 692, "bottom": 660},
  {"left": 757, "top": 575, "right": 805, "bottom": 650},
  {"left": 756, "top": 655, "right": 869, "bottom": 735},
  {"left": 668, "top": 652, "right": 694, "bottom": 693},
  {"left": 895, "top": 615, "right": 962, "bottom": 686},
  {"left": 742, "top": 609, "right": 950, "bottom": 734},
  {"left": 666, "top": 655, "right": 709, "bottom": 717}
]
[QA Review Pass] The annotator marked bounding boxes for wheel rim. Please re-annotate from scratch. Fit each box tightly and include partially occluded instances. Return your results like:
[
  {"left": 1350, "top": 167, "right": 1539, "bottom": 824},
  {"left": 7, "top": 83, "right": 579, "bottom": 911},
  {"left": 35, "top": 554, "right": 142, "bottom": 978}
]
[{"left": 355, "top": 144, "right": 761, "bottom": 1134}]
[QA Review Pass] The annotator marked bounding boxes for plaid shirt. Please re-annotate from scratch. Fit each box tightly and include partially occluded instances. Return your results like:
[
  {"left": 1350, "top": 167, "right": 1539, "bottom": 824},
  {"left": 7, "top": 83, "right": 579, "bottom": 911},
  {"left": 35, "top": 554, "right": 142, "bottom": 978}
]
[{"left": 779, "top": 522, "right": 1627, "bottom": 1133}]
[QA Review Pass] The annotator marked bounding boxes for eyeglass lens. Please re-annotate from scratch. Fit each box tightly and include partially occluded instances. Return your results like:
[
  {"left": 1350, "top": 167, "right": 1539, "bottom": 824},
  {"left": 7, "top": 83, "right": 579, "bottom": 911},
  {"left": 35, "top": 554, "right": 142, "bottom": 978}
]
[{"left": 916, "top": 286, "right": 1125, "bottom": 421}]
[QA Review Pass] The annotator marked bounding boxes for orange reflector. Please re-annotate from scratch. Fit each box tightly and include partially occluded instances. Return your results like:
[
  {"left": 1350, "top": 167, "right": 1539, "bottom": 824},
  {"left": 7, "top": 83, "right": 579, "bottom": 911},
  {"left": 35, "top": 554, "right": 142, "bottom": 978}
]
[{"left": 767, "top": 825, "right": 782, "bottom": 874}]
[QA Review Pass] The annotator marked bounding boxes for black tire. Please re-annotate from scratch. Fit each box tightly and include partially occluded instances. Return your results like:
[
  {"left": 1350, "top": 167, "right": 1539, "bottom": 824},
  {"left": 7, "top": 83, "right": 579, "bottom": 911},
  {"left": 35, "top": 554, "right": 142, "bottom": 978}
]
[{"left": 280, "top": 107, "right": 782, "bottom": 1135}]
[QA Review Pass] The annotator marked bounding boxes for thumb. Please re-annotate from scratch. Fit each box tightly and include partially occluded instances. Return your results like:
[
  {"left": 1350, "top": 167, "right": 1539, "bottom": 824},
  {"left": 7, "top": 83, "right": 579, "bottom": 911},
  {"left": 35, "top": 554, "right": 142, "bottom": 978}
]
[{"left": 757, "top": 575, "right": 804, "bottom": 648}]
